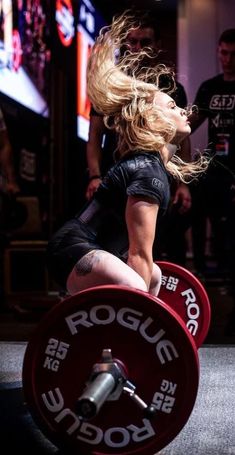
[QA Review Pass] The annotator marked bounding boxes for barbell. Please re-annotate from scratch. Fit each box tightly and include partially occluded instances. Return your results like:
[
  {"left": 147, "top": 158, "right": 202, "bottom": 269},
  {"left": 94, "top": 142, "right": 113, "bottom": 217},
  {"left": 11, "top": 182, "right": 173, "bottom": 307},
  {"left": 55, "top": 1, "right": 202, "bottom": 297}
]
[{"left": 22, "top": 261, "right": 211, "bottom": 454}]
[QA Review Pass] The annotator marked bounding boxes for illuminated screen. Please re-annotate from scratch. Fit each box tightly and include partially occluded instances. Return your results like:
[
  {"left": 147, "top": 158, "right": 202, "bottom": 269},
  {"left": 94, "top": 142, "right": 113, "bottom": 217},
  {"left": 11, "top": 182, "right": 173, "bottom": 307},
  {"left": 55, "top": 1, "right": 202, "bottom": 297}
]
[
  {"left": 77, "top": 0, "right": 105, "bottom": 141},
  {"left": 0, "top": 0, "right": 50, "bottom": 117}
]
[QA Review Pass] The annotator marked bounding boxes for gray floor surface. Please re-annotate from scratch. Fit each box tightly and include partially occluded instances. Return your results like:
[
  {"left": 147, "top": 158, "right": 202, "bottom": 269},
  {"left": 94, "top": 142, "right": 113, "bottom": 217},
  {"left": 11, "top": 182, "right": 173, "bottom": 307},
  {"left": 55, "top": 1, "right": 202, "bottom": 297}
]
[{"left": 0, "top": 342, "right": 235, "bottom": 454}]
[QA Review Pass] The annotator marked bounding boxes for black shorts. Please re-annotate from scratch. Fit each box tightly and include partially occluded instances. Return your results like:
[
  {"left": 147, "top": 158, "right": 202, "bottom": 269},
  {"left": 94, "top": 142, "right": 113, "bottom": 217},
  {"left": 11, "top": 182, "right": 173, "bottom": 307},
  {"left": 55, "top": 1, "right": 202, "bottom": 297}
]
[{"left": 46, "top": 219, "right": 102, "bottom": 289}]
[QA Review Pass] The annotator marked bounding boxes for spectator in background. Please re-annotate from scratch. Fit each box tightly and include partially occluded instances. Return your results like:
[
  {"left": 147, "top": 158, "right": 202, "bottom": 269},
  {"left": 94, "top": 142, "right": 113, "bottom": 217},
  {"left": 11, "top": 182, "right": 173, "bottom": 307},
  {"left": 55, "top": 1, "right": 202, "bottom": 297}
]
[
  {"left": 86, "top": 10, "right": 192, "bottom": 266},
  {"left": 0, "top": 106, "right": 20, "bottom": 311},
  {"left": 190, "top": 29, "right": 235, "bottom": 334}
]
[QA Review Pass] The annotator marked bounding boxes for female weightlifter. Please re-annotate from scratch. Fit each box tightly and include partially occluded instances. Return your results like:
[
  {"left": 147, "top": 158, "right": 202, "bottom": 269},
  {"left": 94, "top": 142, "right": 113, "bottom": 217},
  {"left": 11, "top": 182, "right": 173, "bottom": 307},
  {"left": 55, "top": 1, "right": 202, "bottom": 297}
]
[{"left": 47, "top": 12, "right": 209, "bottom": 298}]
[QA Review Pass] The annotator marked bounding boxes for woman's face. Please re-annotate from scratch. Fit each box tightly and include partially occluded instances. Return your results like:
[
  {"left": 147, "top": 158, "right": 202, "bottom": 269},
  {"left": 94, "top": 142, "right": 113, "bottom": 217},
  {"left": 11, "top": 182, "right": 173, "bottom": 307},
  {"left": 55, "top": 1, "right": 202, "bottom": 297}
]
[{"left": 154, "top": 91, "right": 191, "bottom": 140}]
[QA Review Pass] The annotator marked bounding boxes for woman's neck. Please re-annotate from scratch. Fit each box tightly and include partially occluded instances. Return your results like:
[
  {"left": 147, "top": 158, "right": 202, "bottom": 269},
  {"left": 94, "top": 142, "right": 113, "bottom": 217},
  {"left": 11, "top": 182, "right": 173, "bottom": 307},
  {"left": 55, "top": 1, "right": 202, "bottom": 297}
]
[{"left": 162, "top": 144, "right": 178, "bottom": 164}]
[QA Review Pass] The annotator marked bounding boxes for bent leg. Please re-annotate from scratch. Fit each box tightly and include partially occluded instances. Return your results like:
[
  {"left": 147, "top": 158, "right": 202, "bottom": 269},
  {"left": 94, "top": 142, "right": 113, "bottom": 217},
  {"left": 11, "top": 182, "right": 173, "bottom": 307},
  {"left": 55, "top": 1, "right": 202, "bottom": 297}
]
[{"left": 66, "top": 249, "right": 148, "bottom": 294}]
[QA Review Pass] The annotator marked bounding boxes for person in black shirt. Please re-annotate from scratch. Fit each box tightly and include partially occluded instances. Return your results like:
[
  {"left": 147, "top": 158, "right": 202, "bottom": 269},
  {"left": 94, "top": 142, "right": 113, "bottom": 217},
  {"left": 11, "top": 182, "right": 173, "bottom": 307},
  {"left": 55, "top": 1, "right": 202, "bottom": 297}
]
[
  {"left": 47, "top": 12, "right": 208, "bottom": 297},
  {"left": 190, "top": 28, "right": 235, "bottom": 336},
  {"left": 190, "top": 29, "right": 235, "bottom": 278}
]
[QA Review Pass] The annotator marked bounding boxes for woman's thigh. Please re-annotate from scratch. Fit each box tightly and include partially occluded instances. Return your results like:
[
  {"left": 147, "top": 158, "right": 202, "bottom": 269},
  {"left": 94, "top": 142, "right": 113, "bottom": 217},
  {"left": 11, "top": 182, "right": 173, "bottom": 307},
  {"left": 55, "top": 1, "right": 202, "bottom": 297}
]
[{"left": 66, "top": 250, "right": 148, "bottom": 295}]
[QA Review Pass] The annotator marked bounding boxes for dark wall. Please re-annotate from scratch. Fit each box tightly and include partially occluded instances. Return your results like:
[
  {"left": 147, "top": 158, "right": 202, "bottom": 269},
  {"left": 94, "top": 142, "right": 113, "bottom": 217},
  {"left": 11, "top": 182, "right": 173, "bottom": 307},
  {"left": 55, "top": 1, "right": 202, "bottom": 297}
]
[{"left": 0, "top": 93, "right": 50, "bottom": 237}]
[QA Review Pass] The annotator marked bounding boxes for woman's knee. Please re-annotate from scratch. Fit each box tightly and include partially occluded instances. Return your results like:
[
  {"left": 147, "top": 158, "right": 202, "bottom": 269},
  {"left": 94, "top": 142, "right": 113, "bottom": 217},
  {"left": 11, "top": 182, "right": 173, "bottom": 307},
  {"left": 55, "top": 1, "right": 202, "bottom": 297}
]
[
  {"left": 149, "top": 262, "right": 162, "bottom": 296},
  {"left": 119, "top": 272, "right": 148, "bottom": 292}
]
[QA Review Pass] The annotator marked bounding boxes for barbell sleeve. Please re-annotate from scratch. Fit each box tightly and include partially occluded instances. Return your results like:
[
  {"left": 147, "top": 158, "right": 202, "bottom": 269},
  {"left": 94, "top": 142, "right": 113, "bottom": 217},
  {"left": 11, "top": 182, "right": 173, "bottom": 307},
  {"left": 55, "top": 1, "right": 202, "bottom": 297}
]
[{"left": 76, "top": 372, "right": 116, "bottom": 420}]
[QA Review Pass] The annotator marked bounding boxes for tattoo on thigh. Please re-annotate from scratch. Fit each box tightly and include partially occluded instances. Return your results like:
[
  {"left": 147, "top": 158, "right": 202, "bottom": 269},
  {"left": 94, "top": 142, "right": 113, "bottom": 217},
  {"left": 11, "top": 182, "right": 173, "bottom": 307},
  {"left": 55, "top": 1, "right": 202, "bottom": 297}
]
[{"left": 75, "top": 251, "right": 101, "bottom": 276}]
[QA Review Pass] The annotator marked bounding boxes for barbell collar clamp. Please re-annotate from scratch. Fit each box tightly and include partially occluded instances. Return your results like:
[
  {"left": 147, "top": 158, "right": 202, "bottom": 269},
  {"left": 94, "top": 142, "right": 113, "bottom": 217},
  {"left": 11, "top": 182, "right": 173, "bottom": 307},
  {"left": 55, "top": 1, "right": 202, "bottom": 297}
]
[{"left": 123, "top": 380, "right": 158, "bottom": 420}]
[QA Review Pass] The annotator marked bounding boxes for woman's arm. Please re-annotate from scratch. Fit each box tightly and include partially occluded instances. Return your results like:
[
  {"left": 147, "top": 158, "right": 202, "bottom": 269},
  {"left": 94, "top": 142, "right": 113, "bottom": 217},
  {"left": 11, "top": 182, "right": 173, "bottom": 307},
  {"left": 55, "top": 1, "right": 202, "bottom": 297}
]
[{"left": 125, "top": 195, "right": 159, "bottom": 290}]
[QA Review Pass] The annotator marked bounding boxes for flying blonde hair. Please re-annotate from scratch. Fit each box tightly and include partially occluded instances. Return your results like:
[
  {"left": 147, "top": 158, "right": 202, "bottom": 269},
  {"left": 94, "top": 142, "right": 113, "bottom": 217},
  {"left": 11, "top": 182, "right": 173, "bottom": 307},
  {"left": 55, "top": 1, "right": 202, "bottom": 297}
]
[{"left": 87, "top": 11, "right": 209, "bottom": 182}]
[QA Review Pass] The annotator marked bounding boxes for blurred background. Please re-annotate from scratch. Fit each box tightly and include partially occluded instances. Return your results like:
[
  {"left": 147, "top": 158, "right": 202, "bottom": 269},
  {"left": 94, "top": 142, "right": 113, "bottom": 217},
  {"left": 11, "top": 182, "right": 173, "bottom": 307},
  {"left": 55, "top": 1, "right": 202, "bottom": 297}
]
[{"left": 0, "top": 0, "right": 234, "bottom": 344}]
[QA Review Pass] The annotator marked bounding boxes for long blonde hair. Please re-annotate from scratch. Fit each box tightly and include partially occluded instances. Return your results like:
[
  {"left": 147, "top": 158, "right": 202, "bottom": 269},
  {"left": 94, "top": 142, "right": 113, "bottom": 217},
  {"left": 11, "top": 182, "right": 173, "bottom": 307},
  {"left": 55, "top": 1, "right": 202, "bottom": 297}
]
[{"left": 87, "top": 11, "right": 209, "bottom": 182}]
